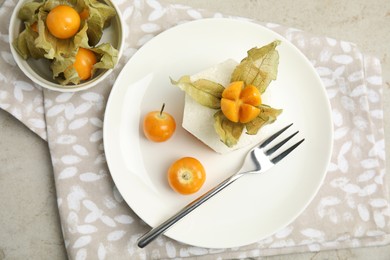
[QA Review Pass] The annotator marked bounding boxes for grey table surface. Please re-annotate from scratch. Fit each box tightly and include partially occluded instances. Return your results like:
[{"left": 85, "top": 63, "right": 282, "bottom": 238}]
[{"left": 1, "top": 0, "right": 390, "bottom": 259}]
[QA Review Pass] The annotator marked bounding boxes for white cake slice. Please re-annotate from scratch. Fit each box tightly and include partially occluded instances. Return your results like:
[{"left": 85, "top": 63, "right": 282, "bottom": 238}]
[{"left": 182, "top": 59, "right": 265, "bottom": 154}]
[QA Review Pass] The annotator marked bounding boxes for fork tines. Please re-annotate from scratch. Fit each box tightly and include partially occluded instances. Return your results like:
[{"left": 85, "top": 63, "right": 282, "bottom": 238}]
[{"left": 260, "top": 123, "right": 305, "bottom": 164}]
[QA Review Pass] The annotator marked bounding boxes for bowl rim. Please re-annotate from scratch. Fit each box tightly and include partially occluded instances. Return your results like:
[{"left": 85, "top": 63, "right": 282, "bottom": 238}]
[{"left": 8, "top": 0, "right": 125, "bottom": 92}]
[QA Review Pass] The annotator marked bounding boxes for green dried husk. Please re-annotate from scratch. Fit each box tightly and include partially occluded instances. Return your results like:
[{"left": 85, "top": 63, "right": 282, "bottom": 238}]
[
  {"left": 170, "top": 76, "right": 225, "bottom": 109},
  {"left": 231, "top": 40, "right": 280, "bottom": 93}
]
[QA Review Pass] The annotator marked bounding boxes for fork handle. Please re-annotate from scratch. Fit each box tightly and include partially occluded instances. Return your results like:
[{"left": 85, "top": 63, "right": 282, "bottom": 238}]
[{"left": 137, "top": 173, "right": 243, "bottom": 248}]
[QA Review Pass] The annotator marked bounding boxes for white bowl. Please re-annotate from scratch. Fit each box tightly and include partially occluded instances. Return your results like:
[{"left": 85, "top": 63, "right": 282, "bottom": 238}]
[{"left": 9, "top": 0, "right": 124, "bottom": 92}]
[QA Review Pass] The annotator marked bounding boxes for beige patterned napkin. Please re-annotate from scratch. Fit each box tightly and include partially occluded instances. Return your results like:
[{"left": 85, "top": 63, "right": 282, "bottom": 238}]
[{"left": 1, "top": 0, "right": 389, "bottom": 259}]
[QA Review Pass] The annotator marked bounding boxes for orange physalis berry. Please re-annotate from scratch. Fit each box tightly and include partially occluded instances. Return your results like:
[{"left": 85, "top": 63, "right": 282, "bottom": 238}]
[
  {"left": 73, "top": 48, "right": 97, "bottom": 80},
  {"left": 220, "top": 81, "right": 261, "bottom": 123},
  {"left": 46, "top": 5, "right": 81, "bottom": 39}
]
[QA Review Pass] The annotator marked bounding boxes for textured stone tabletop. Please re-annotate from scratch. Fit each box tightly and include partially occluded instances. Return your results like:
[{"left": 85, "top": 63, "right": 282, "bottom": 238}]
[{"left": 1, "top": 0, "right": 389, "bottom": 259}]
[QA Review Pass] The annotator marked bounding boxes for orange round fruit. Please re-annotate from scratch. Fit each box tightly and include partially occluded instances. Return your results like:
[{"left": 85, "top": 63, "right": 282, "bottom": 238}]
[
  {"left": 73, "top": 48, "right": 97, "bottom": 80},
  {"left": 46, "top": 5, "right": 81, "bottom": 39},
  {"left": 167, "top": 157, "right": 206, "bottom": 195},
  {"left": 143, "top": 104, "right": 176, "bottom": 142},
  {"left": 220, "top": 81, "right": 261, "bottom": 123}
]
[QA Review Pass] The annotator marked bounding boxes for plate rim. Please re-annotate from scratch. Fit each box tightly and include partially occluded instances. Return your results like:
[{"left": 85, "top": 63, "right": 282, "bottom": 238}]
[{"left": 103, "top": 17, "right": 334, "bottom": 248}]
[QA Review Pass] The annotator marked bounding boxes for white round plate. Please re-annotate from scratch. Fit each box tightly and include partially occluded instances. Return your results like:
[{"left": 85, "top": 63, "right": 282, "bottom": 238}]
[{"left": 103, "top": 18, "right": 333, "bottom": 248}]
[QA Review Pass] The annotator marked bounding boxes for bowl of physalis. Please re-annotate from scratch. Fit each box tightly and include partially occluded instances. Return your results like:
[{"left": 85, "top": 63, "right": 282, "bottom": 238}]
[{"left": 9, "top": 0, "right": 124, "bottom": 92}]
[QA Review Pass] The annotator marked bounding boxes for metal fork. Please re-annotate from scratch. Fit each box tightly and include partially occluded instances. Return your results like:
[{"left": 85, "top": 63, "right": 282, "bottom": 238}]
[{"left": 137, "top": 123, "right": 304, "bottom": 248}]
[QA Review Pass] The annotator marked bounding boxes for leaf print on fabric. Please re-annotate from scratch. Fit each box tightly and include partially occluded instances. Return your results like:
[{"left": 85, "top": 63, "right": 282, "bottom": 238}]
[
  {"left": 75, "top": 103, "right": 93, "bottom": 115},
  {"left": 28, "top": 118, "right": 45, "bottom": 129},
  {"left": 350, "top": 85, "right": 366, "bottom": 97},
  {"left": 374, "top": 170, "right": 385, "bottom": 185},
  {"left": 80, "top": 172, "right": 106, "bottom": 182},
  {"left": 47, "top": 104, "right": 65, "bottom": 117},
  {"left": 75, "top": 248, "right": 87, "bottom": 260},
  {"left": 357, "top": 170, "right": 376, "bottom": 182},
  {"left": 98, "top": 243, "right": 106, "bottom": 260},
  {"left": 56, "top": 93, "right": 74, "bottom": 103},
  {"left": 94, "top": 153, "right": 106, "bottom": 164},
  {"left": 113, "top": 185, "right": 124, "bottom": 203},
  {"left": 114, "top": 215, "right": 134, "bottom": 224},
  {"left": 11, "top": 108, "right": 22, "bottom": 120},
  {"left": 58, "top": 167, "right": 78, "bottom": 180},
  {"left": 149, "top": 8, "right": 166, "bottom": 21},
  {"left": 77, "top": 225, "right": 98, "bottom": 235},
  {"left": 13, "top": 87, "right": 24, "bottom": 103},
  {"left": 122, "top": 6, "right": 136, "bottom": 20},
  {"left": 67, "top": 211, "right": 79, "bottom": 232},
  {"left": 102, "top": 194, "right": 118, "bottom": 209},
  {"left": 65, "top": 104, "right": 76, "bottom": 121},
  {"left": 141, "top": 23, "right": 161, "bottom": 33},
  {"left": 359, "top": 183, "right": 377, "bottom": 196},
  {"left": 300, "top": 228, "right": 325, "bottom": 239},
  {"left": 73, "top": 144, "right": 89, "bottom": 156},
  {"left": 270, "top": 239, "right": 296, "bottom": 248},
  {"left": 14, "top": 81, "right": 34, "bottom": 102},
  {"left": 348, "top": 71, "right": 364, "bottom": 83},
  {"left": 370, "top": 198, "right": 389, "bottom": 208},
  {"left": 340, "top": 41, "right": 352, "bottom": 53},
  {"left": 332, "top": 109, "right": 343, "bottom": 127},
  {"left": 67, "top": 186, "right": 87, "bottom": 211},
  {"left": 341, "top": 183, "right": 360, "bottom": 194},
  {"left": 81, "top": 92, "right": 104, "bottom": 103},
  {"left": 334, "top": 126, "right": 349, "bottom": 140},
  {"left": 317, "top": 196, "right": 341, "bottom": 218},
  {"left": 316, "top": 66, "right": 333, "bottom": 76},
  {"left": 357, "top": 204, "right": 370, "bottom": 221},
  {"left": 361, "top": 158, "right": 380, "bottom": 169},
  {"left": 367, "top": 75, "right": 382, "bottom": 85},
  {"left": 340, "top": 96, "right": 355, "bottom": 112},
  {"left": 184, "top": 247, "right": 209, "bottom": 256},
  {"left": 370, "top": 109, "right": 384, "bottom": 119},
  {"left": 137, "top": 34, "right": 155, "bottom": 46},
  {"left": 69, "top": 118, "right": 89, "bottom": 130},
  {"left": 83, "top": 200, "right": 100, "bottom": 213},
  {"left": 90, "top": 130, "right": 103, "bottom": 142},
  {"left": 186, "top": 9, "right": 203, "bottom": 19},
  {"left": 358, "top": 96, "right": 370, "bottom": 111},
  {"left": 326, "top": 37, "right": 337, "bottom": 46},
  {"left": 353, "top": 115, "right": 368, "bottom": 130},
  {"left": 1, "top": 51, "right": 16, "bottom": 66},
  {"left": 85, "top": 212, "right": 100, "bottom": 224},
  {"left": 332, "top": 54, "right": 354, "bottom": 65},
  {"left": 146, "top": 0, "right": 163, "bottom": 9},
  {"left": 73, "top": 235, "right": 92, "bottom": 248},
  {"left": 319, "top": 49, "right": 332, "bottom": 62},
  {"left": 337, "top": 141, "right": 352, "bottom": 173},
  {"left": 165, "top": 241, "right": 177, "bottom": 258},
  {"left": 61, "top": 155, "right": 82, "bottom": 165},
  {"left": 274, "top": 226, "right": 294, "bottom": 238},
  {"left": 56, "top": 135, "right": 77, "bottom": 145},
  {"left": 101, "top": 215, "right": 116, "bottom": 227},
  {"left": 90, "top": 117, "right": 103, "bottom": 127},
  {"left": 107, "top": 230, "right": 126, "bottom": 241},
  {"left": 374, "top": 211, "right": 386, "bottom": 228}
]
